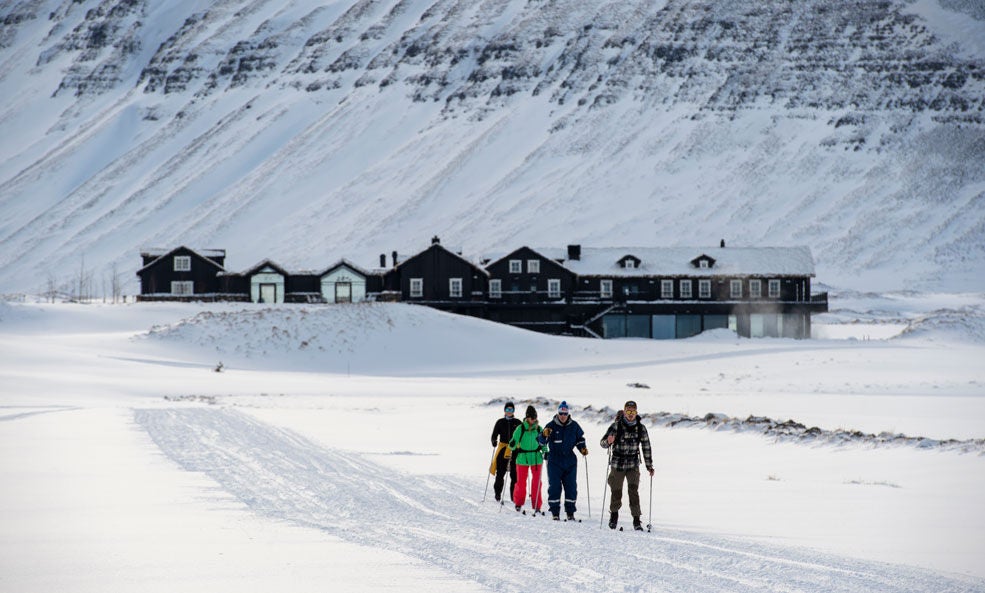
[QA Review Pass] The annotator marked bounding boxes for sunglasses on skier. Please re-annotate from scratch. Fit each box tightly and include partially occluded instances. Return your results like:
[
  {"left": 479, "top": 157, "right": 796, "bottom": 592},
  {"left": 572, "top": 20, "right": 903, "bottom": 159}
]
[
  {"left": 505, "top": 407, "right": 514, "bottom": 412},
  {"left": 558, "top": 411, "right": 569, "bottom": 416}
]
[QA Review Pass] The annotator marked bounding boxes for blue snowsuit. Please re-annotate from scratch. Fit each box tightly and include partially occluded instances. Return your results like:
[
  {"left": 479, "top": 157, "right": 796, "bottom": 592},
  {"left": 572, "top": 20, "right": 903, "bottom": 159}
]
[{"left": 538, "top": 414, "right": 587, "bottom": 517}]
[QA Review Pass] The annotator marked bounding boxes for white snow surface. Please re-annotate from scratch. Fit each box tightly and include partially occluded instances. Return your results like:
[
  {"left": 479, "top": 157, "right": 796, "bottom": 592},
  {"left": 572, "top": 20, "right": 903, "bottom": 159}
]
[{"left": 2, "top": 297, "right": 985, "bottom": 592}]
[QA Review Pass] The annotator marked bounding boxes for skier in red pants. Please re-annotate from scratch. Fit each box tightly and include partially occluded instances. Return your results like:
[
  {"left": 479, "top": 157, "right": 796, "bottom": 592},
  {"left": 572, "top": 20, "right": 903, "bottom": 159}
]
[{"left": 509, "top": 405, "right": 547, "bottom": 513}]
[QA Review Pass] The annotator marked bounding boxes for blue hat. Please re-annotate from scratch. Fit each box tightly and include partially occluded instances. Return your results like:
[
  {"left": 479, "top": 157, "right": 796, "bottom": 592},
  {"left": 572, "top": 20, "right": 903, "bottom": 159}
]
[{"left": 558, "top": 401, "right": 570, "bottom": 413}]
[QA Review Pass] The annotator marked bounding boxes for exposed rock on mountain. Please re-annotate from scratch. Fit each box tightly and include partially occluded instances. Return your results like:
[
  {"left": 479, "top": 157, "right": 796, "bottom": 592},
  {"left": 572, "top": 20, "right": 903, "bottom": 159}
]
[{"left": 0, "top": 0, "right": 982, "bottom": 294}]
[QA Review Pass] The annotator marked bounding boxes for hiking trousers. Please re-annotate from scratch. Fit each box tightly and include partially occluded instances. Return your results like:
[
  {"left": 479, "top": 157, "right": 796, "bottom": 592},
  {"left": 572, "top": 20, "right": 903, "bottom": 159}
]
[
  {"left": 494, "top": 447, "right": 517, "bottom": 501},
  {"left": 547, "top": 459, "right": 578, "bottom": 516},
  {"left": 607, "top": 466, "right": 641, "bottom": 518},
  {"left": 514, "top": 464, "right": 543, "bottom": 510}
]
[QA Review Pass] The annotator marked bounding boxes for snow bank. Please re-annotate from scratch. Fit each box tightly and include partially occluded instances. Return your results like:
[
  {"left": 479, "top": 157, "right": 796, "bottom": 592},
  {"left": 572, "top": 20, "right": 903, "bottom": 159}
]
[
  {"left": 489, "top": 398, "right": 985, "bottom": 455},
  {"left": 896, "top": 307, "right": 985, "bottom": 344},
  {"left": 135, "top": 302, "right": 582, "bottom": 374}
]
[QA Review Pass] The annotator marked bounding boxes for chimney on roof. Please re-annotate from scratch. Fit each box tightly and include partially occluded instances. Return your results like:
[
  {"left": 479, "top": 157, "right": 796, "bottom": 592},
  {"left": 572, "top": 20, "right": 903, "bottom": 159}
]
[
  {"left": 567, "top": 244, "right": 581, "bottom": 261},
  {"left": 379, "top": 254, "right": 386, "bottom": 268},
  {"left": 720, "top": 239, "right": 726, "bottom": 248},
  {"left": 391, "top": 250, "right": 398, "bottom": 267},
  {"left": 432, "top": 235, "right": 441, "bottom": 245}
]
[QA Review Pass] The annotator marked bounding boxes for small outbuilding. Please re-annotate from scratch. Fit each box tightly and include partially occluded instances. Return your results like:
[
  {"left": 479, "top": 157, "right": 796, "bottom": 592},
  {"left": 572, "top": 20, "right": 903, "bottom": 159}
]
[{"left": 319, "top": 260, "right": 370, "bottom": 303}]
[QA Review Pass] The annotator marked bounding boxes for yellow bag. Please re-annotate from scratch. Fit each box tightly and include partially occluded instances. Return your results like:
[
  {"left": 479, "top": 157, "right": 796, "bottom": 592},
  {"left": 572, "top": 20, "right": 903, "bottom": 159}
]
[{"left": 490, "top": 442, "right": 509, "bottom": 475}]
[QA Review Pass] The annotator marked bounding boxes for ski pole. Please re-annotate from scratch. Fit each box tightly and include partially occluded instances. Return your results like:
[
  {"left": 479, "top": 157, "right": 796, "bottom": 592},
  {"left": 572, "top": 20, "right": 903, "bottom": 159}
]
[
  {"left": 647, "top": 472, "right": 653, "bottom": 532},
  {"left": 600, "top": 446, "right": 612, "bottom": 529},
  {"left": 584, "top": 453, "right": 592, "bottom": 519},
  {"left": 483, "top": 444, "right": 499, "bottom": 503}
]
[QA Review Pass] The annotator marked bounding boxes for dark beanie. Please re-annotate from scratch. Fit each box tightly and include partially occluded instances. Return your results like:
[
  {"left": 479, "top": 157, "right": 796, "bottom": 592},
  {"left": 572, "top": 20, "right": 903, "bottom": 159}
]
[
  {"left": 525, "top": 405, "right": 537, "bottom": 420},
  {"left": 504, "top": 401, "right": 515, "bottom": 411}
]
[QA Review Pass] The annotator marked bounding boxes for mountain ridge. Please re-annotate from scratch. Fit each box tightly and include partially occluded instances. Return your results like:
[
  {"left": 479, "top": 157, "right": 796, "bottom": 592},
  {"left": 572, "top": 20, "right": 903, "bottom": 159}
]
[{"left": 0, "top": 0, "right": 983, "bottom": 295}]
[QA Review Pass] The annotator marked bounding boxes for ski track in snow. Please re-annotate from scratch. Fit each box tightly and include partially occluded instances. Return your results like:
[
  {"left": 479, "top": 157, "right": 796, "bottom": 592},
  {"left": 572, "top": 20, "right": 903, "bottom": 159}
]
[{"left": 135, "top": 407, "right": 984, "bottom": 593}]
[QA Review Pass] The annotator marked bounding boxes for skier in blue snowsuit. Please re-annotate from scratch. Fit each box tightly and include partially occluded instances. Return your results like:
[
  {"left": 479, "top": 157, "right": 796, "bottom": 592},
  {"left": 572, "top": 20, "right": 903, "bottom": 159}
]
[{"left": 537, "top": 401, "right": 588, "bottom": 521}]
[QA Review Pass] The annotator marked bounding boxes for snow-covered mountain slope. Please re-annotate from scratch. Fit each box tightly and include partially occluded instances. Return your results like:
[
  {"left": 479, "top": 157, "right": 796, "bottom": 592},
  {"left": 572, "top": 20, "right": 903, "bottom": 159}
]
[{"left": 1, "top": 0, "right": 983, "bottom": 294}]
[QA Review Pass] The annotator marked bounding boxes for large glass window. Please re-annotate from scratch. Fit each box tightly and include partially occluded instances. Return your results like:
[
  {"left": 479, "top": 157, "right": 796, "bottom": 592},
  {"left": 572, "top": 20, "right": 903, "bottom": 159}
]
[
  {"left": 750, "top": 279, "right": 762, "bottom": 298},
  {"left": 703, "top": 315, "right": 729, "bottom": 331},
  {"left": 661, "top": 280, "right": 674, "bottom": 298},
  {"left": 449, "top": 278, "right": 462, "bottom": 298},
  {"left": 600, "top": 279, "right": 613, "bottom": 298},
  {"left": 730, "top": 280, "right": 743, "bottom": 298},
  {"left": 680, "top": 280, "right": 692, "bottom": 299},
  {"left": 762, "top": 313, "right": 779, "bottom": 336},
  {"left": 547, "top": 279, "right": 561, "bottom": 298},
  {"left": 782, "top": 313, "right": 804, "bottom": 338},
  {"left": 509, "top": 260, "right": 522, "bottom": 274},
  {"left": 173, "top": 256, "right": 191, "bottom": 272},
  {"left": 489, "top": 279, "right": 502, "bottom": 299},
  {"left": 699, "top": 280, "right": 711, "bottom": 298},
  {"left": 603, "top": 315, "right": 652, "bottom": 338},
  {"left": 769, "top": 279, "right": 781, "bottom": 298},
  {"left": 603, "top": 315, "right": 626, "bottom": 338},
  {"left": 750, "top": 314, "right": 765, "bottom": 337},
  {"left": 410, "top": 278, "right": 423, "bottom": 298},
  {"left": 651, "top": 315, "right": 675, "bottom": 339},
  {"left": 676, "top": 315, "right": 702, "bottom": 338},
  {"left": 627, "top": 315, "right": 650, "bottom": 337},
  {"left": 527, "top": 260, "right": 540, "bottom": 273}
]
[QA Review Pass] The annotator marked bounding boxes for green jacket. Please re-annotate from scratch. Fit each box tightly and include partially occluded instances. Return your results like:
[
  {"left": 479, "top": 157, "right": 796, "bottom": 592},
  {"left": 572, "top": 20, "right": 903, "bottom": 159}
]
[{"left": 509, "top": 420, "right": 547, "bottom": 466}]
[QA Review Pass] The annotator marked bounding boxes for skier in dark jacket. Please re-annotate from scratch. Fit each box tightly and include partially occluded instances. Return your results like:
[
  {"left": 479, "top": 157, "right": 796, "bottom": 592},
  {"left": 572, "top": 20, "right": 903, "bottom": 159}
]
[
  {"left": 600, "top": 400, "right": 654, "bottom": 531},
  {"left": 490, "top": 401, "right": 521, "bottom": 502},
  {"left": 538, "top": 401, "right": 588, "bottom": 521}
]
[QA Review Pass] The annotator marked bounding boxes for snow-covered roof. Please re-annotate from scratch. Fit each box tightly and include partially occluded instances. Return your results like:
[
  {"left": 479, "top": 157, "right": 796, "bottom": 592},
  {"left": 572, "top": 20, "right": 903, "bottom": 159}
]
[
  {"left": 237, "top": 259, "right": 290, "bottom": 277},
  {"left": 141, "top": 247, "right": 226, "bottom": 260},
  {"left": 318, "top": 258, "right": 370, "bottom": 277},
  {"left": 529, "top": 246, "right": 815, "bottom": 277},
  {"left": 394, "top": 242, "right": 490, "bottom": 276},
  {"left": 137, "top": 246, "right": 226, "bottom": 274}
]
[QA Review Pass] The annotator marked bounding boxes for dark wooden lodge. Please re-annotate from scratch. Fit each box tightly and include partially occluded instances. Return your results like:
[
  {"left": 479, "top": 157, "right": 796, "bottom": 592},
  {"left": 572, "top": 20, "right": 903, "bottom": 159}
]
[
  {"left": 137, "top": 246, "right": 228, "bottom": 300},
  {"left": 137, "top": 238, "right": 828, "bottom": 339}
]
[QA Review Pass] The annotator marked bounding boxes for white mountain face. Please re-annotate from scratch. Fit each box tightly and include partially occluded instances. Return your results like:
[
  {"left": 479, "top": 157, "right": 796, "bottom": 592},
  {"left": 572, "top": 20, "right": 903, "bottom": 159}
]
[{"left": 0, "top": 0, "right": 983, "bottom": 295}]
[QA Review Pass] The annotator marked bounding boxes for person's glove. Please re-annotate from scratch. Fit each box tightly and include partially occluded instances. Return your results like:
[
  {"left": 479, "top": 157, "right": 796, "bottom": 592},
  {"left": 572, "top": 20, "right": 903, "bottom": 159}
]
[
  {"left": 580, "top": 447, "right": 589, "bottom": 456},
  {"left": 647, "top": 467, "right": 655, "bottom": 477},
  {"left": 542, "top": 427, "right": 552, "bottom": 438}
]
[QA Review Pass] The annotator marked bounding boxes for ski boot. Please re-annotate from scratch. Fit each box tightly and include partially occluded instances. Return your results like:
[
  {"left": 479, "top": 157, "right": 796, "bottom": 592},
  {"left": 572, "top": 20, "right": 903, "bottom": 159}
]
[
  {"left": 608, "top": 512, "right": 618, "bottom": 530},
  {"left": 633, "top": 517, "right": 644, "bottom": 531}
]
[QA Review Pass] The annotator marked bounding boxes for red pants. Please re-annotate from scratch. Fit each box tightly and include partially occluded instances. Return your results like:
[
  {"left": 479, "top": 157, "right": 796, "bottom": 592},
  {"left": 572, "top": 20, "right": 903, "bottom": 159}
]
[{"left": 513, "top": 464, "right": 543, "bottom": 510}]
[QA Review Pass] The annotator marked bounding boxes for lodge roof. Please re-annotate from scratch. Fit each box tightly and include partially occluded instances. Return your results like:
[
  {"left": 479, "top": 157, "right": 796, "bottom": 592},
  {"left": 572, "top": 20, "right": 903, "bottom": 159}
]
[
  {"left": 136, "top": 246, "right": 226, "bottom": 275},
  {"left": 531, "top": 246, "right": 816, "bottom": 277}
]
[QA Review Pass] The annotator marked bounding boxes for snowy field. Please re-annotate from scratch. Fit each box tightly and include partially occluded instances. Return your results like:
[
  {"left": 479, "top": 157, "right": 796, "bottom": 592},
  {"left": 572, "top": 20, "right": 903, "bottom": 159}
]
[{"left": 1, "top": 297, "right": 984, "bottom": 593}]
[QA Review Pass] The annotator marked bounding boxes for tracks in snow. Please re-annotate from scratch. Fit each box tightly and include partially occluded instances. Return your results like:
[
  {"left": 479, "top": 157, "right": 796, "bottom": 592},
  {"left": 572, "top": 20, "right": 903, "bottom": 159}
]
[{"left": 135, "top": 408, "right": 982, "bottom": 593}]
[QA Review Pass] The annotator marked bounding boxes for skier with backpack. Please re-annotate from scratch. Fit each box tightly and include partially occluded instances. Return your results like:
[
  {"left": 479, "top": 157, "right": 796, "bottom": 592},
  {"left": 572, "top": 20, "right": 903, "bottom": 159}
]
[
  {"left": 489, "top": 401, "right": 521, "bottom": 502},
  {"left": 600, "top": 400, "right": 654, "bottom": 531},
  {"left": 538, "top": 401, "right": 588, "bottom": 521},
  {"left": 509, "top": 405, "right": 548, "bottom": 514}
]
